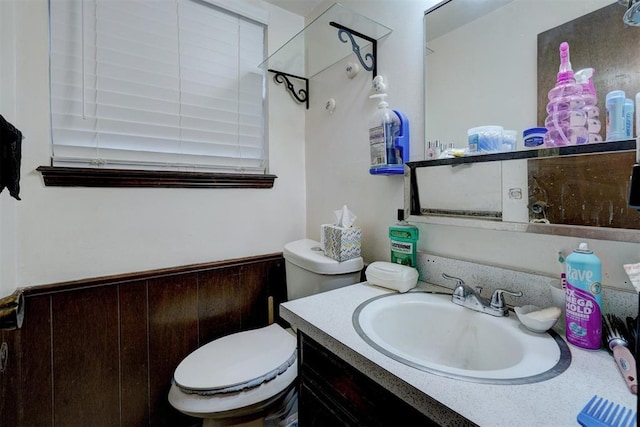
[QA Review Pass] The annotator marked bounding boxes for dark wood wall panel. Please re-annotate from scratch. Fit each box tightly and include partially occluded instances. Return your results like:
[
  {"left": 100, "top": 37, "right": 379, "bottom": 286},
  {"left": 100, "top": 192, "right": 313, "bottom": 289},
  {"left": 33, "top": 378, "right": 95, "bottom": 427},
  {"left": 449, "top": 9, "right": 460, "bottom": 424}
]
[
  {"left": 0, "top": 253, "right": 285, "bottom": 427},
  {"left": 198, "top": 266, "right": 242, "bottom": 344},
  {"left": 240, "top": 263, "right": 273, "bottom": 330},
  {"left": 0, "top": 327, "right": 19, "bottom": 427},
  {"left": 148, "top": 273, "right": 199, "bottom": 427},
  {"left": 16, "top": 295, "right": 52, "bottom": 426},
  {"left": 52, "top": 286, "right": 120, "bottom": 426},
  {"left": 528, "top": 151, "right": 640, "bottom": 228},
  {"left": 537, "top": 3, "right": 640, "bottom": 129},
  {"left": 119, "top": 281, "right": 150, "bottom": 426}
]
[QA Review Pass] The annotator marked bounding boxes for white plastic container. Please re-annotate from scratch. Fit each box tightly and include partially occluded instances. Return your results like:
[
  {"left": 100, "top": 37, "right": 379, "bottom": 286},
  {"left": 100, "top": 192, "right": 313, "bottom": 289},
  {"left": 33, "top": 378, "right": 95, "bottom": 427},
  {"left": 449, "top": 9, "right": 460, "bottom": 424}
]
[
  {"left": 365, "top": 262, "right": 418, "bottom": 293},
  {"left": 467, "top": 125, "right": 503, "bottom": 154},
  {"left": 502, "top": 130, "right": 517, "bottom": 151}
]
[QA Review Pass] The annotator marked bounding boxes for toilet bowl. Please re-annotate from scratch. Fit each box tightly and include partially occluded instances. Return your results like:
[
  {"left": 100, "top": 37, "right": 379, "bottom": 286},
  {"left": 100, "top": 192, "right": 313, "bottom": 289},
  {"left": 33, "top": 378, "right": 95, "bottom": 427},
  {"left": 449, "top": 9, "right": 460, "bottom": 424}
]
[{"left": 168, "top": 239, "right": 363, "bottom": 425}]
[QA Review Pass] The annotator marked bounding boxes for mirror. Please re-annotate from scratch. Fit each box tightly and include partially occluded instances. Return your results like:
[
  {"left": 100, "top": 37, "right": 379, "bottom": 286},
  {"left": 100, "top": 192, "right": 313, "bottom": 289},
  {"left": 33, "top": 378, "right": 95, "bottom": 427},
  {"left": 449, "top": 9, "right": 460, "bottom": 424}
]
[{"left": 416, "top": 0, "right": 640, "bottom": 240}]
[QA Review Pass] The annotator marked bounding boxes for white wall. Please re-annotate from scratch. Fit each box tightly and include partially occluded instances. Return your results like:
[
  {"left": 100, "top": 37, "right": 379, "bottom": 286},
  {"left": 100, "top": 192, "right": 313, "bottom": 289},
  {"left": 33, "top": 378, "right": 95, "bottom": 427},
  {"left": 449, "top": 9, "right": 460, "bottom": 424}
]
[
  {"left": 0, "top": 0, "right": 19, "bottom": 297},
  {"left": 305, "top": 0, "right": 429, "bottom": 263},
  {"left": 1, "top": 0, "right": 307, "bottom": 291},
  {"left": 4, "top": 0, "right": 639, "bottom": 295},
  {"left": 304, "top": 0, "right": 640, "bottom": 292}
]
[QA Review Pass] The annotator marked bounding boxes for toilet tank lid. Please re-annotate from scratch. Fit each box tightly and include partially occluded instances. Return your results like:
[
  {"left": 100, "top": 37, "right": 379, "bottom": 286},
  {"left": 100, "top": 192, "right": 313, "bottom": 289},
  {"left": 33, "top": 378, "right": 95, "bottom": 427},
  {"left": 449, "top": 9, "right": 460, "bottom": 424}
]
[{"left": 283, "top": 239, "right": 363, "bottom": 275}]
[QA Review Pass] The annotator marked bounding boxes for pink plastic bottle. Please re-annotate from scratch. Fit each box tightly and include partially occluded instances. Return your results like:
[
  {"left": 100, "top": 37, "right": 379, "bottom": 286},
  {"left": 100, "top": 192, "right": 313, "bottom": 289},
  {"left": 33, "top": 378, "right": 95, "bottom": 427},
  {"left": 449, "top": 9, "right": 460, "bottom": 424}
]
[{"left": 544, "top": 42, "right": 588, "bottom": 147}]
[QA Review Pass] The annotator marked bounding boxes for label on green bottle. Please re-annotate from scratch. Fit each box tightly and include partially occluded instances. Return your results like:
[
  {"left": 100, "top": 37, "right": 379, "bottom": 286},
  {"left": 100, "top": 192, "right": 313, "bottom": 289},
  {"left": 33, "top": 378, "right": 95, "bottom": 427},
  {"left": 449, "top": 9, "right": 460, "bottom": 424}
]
[
  {"left": 390, "top": 240, "right": 415, "bottom": 266},
  {"left": 389, "top": 225, "right": 418, "bottom": 267}
]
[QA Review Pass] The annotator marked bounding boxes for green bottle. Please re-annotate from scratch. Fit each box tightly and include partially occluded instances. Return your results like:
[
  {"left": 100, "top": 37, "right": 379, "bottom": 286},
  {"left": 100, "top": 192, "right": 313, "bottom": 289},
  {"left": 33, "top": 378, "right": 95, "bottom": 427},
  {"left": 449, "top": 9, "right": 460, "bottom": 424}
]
[{"left": 389, "top": 209, "right": 419, "bottom": 267}]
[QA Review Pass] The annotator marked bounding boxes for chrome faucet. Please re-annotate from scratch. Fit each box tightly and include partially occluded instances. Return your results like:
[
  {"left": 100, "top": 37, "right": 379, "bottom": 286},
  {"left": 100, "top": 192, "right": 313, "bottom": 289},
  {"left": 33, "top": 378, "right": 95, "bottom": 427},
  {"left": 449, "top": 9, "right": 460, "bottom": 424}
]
[{"left": 442, "top": 273, "right": 522, "bottom": 317}]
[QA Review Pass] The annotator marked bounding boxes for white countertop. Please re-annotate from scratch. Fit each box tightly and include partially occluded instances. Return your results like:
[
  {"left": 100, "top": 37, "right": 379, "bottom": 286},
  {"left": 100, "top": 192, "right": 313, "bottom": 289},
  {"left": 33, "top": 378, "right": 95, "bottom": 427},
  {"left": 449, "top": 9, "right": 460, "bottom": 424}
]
[{"left": 280, "top": 282, "right": 638, "bottom": 426}]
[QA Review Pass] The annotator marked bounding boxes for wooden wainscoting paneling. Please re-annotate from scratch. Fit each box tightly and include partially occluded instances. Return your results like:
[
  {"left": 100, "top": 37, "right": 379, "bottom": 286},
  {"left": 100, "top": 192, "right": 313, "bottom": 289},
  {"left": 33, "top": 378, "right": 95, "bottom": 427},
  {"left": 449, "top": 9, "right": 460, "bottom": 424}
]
[
  {"left": 119, "top": 281, "right": 150, "bottom": 426},
  {"left": 199, "top": 266, "right": 243, "bottom": 343},
  {"left": 52, "top": 286, "right": 121, "bottom": 426},
  {"left": 0, "top": 253, "right": 286, "bottom": 426},
  {"left": 148, "top": 273, "right": 200, "bottom": 427},
  {"left": 14, "top": 295, "right": 53, "bottom": 426}
]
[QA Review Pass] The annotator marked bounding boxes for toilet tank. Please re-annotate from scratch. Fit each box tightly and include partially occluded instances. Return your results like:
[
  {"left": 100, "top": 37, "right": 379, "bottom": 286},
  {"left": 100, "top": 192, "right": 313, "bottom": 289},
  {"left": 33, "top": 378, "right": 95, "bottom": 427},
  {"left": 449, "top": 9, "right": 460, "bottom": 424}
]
[{"left": 283, "top": 239, "right": 364, "bottom": 301}]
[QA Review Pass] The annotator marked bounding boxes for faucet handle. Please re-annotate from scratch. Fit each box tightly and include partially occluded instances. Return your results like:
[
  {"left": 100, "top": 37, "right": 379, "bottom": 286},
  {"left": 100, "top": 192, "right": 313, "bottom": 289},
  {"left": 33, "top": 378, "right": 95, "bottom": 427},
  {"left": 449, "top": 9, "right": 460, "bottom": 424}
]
[
  {"left": 490, "top": 289, "right": 523, "bottom": 310},
  {"left": 442, "top": 273, "right": 465, "bottom": 288}
]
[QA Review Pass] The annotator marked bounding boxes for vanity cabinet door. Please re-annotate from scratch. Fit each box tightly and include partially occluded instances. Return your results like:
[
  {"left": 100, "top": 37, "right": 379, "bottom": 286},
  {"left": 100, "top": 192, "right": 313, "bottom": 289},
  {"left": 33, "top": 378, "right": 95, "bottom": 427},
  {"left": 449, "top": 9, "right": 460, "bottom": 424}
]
[{"left": 298, "top": 331, "right": 437, "bottom": 427}]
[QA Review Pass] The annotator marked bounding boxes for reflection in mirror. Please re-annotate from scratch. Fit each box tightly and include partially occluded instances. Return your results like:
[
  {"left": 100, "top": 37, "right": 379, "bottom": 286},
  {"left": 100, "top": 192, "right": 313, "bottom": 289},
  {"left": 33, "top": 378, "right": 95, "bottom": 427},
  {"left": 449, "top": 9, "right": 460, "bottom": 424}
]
[
  {"left": 415, "top": 162, "right": 503, "bottom": 219},
  {"left": 420, "top": 0, "right": 640, "bottom": 236},
  {"left": 528, "top": 151, "right": 640, "bottom": 229}
]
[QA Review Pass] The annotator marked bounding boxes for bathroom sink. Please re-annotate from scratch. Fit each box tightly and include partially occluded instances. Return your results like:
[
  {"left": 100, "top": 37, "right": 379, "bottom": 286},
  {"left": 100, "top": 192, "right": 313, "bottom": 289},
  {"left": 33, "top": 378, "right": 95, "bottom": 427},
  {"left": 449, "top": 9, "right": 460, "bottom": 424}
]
[{"left": 353, "top": 291, "right": 570, "bottom": 384}]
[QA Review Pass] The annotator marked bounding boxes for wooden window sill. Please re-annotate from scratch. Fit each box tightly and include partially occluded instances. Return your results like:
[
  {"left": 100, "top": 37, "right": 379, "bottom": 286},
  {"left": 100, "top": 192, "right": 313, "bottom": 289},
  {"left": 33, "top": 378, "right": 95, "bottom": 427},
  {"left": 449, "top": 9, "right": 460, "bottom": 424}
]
[{"left": 36, "top": 166, "right": 276, "bottom": 189}]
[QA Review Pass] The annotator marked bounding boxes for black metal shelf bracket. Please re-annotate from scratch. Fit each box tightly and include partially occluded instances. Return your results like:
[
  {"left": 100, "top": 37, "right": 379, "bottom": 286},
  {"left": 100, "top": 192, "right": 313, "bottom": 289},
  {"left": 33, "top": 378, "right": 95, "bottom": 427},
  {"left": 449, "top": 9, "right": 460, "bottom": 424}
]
[
  {"left": 330, "top": 21, "right": 377, "bottom": 79},
  {"left": 269, "top": 70, "right": 309, "bottom": 109}
]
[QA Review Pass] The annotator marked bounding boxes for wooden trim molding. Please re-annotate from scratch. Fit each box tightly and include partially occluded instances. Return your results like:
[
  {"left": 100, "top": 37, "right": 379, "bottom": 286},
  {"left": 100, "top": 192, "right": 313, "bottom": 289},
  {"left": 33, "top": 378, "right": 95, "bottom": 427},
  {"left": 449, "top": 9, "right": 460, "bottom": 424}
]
[
  {"left": 22, "top": 252, "right": 284, "bottom": 296},
  {"left": 36, "top": 166, "right": 277, "bottom": 189}
]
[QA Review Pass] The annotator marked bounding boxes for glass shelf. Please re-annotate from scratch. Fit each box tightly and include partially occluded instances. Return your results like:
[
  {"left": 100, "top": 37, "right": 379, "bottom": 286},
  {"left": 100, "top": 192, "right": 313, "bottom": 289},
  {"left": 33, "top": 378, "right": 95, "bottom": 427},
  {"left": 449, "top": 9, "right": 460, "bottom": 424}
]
[
  {"left": 407, "top": 139, "right": 637, "bottom": 169},
  {"left": 259, "top": 2, "right": 392, "bottom": 79}
]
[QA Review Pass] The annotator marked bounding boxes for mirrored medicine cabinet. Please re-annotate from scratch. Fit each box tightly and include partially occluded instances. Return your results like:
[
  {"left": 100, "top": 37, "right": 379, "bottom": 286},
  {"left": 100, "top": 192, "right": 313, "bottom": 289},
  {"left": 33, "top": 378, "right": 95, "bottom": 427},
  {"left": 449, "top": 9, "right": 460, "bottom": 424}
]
[{"left": 407, "top": 0, "right": 640, "bottom": 243}]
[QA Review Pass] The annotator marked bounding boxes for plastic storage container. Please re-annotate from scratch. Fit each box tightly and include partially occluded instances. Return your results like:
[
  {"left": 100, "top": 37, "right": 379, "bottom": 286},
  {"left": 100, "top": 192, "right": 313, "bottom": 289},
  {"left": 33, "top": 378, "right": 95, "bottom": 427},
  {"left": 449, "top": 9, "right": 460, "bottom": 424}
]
[
  {"left": 544, "top": 42, "right": 588, "bottom": 147},
  {"left": 522, "top": 127, "right": 547, "bottom": 148},
  {"left": 365, "top": 261, "right": 419, "bottom": 293},
  {"left": 467, "top": 125, "right": 503, "bottom": 154},
  {"left": 502, "top": 130, "right": 517, "bottom": 151},
  {"left": 605, "top": 90, "right": 626, "bottom": 141}
]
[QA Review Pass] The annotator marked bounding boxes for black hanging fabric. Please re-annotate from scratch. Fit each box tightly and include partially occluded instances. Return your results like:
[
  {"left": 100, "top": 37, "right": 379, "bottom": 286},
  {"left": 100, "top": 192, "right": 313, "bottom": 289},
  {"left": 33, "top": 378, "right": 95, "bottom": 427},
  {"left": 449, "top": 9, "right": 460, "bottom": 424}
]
[{"left": 0, "top": 114, "right": 22, "bottom": 200}]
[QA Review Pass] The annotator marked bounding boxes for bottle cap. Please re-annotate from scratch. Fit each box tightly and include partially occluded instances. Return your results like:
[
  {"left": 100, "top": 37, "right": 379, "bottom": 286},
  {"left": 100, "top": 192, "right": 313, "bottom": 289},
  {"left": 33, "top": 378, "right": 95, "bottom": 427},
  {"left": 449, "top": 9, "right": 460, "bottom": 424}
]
[
  {"left": 576, "top": 242, "right": 593, "bottom": 253},
  {"left": 397, "top": 209, "right": 405, "bottom": 221},
  {"left": 523, "top": 127, "right": 548, "bottom": 137},
  {"left": 606, "top": 90, "right": 625, "bottom": 101}
]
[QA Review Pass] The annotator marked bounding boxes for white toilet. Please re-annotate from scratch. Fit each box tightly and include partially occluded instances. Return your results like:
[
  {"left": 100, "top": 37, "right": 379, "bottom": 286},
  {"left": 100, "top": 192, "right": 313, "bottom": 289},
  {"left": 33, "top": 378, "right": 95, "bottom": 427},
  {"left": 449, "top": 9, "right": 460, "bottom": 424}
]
[{"left": 168, "top": 239, "right": 364, "bottom": 426}]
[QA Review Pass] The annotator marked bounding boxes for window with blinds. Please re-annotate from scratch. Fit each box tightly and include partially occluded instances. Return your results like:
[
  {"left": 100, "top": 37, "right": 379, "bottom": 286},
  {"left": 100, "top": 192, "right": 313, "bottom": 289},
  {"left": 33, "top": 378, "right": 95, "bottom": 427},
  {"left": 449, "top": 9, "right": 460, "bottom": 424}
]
[{"left": 49, "top": 0, "right": 267, "bottom": 174}]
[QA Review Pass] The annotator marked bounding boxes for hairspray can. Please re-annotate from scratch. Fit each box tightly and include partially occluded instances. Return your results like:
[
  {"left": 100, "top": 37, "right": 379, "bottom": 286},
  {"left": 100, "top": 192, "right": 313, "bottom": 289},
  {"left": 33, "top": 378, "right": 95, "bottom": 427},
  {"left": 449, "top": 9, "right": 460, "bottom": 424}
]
[{"left": 565, "top": 242, "right": 602, "bottom": 349}]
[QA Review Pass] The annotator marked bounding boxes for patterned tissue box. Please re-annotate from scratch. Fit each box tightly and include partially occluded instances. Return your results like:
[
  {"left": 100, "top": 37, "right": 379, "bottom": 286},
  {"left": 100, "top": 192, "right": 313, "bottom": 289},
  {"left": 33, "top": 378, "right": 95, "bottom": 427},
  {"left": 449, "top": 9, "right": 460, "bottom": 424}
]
[{"left": 322, "top": 224, "right": 362, "bottom": 262}]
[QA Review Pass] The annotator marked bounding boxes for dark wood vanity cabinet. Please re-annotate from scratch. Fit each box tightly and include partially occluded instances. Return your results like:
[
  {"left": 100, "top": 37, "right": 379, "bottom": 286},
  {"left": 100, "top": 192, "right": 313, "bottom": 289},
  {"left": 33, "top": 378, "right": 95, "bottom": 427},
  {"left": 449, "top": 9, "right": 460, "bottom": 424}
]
[{"left": 297, "top": 331, "right": 438, "bottom": 427}]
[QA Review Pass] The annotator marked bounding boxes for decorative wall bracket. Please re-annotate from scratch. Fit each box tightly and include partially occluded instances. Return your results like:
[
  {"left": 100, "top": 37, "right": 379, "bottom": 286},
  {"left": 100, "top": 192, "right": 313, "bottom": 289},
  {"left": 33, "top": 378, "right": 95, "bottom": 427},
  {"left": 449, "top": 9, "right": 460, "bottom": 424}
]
[
  {"left": 259, "top": 3, "right": 391, "bottom": 108},
  {"left": 330, "top": 22, "right": 377, "bottom": 78},
  {"left": 269, "top": 70, "right": 309, "bottom": 109}
]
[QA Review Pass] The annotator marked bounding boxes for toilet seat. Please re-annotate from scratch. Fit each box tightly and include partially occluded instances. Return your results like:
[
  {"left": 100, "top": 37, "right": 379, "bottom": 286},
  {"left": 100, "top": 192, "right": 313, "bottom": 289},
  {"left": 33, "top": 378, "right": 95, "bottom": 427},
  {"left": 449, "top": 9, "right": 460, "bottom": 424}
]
[
  {"left": 168, "top": 363, "right": 297, "bottom": 419},
  {"left": 169, "top": 324, "right": 298, "bottom": 419},
  {"left": 174, "top": 324, "right": 296, "bottom": 394}
]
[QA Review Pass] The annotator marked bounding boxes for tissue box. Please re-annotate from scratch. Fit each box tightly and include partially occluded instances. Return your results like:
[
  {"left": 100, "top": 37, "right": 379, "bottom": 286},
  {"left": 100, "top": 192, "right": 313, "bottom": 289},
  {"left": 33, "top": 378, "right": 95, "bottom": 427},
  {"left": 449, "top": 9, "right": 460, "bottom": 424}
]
[{"left": 322, "top": 224, "right": 362, "bottom": 262}]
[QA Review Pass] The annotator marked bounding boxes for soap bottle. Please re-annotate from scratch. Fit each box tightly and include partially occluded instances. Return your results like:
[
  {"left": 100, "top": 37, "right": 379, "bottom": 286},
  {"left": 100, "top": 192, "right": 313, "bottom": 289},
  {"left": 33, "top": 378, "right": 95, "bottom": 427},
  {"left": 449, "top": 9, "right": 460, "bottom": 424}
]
[
  {"left": 575, "top": 68, "right": 602, "bottom": 143},
  {"left": 389, "top": 209, "right": 419, "bottom": 267},
  {"left": 369, "top": 94, "right": 401, "bottom": 170},
  {"left": 544, "top": 42, "right": 588, "bottom": 147},
  {"left": 564, "top": 242, "right": 602, "bottom": 350}
]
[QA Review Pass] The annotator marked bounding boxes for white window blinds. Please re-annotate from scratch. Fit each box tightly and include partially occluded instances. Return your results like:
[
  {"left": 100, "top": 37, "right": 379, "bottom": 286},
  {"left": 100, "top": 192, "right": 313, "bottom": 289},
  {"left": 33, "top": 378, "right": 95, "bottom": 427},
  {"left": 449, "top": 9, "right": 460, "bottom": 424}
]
[{"left": 49, "top": 0, "right": 267, "bottom": 174}]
